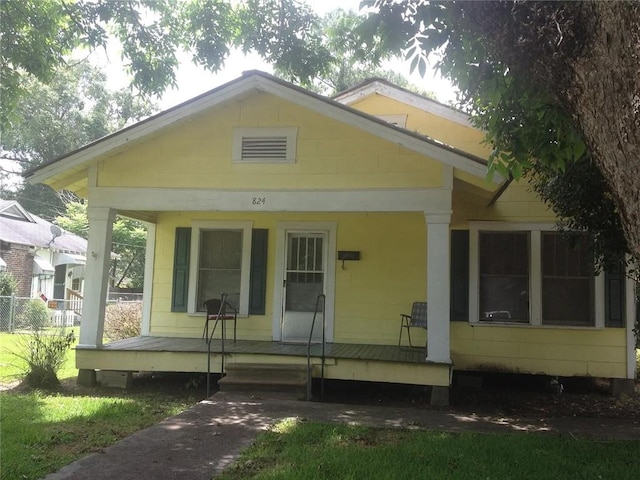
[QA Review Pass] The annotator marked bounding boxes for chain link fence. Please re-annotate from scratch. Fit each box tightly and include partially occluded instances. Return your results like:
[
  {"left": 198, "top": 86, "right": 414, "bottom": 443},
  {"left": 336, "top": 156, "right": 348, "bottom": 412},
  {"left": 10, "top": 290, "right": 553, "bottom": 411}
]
[
  {"left": 0, "top": 295, "right": 143, "bottom": 333},
  {"left": 0, "top": 296, "right": 81, "bottom": 332}
]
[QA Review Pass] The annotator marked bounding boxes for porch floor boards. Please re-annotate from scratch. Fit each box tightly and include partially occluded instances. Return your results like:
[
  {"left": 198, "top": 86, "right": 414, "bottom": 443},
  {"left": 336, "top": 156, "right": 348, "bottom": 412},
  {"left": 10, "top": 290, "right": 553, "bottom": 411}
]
[{"left": 96, "top": 336, "right": 428, "bottom": 364}]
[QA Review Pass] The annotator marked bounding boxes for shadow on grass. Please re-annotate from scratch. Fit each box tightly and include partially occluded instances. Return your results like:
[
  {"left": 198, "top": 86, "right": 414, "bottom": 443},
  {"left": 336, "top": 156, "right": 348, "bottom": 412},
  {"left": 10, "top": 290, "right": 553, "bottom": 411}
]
[{"left": 0, "top": 374, "right": 206, "bottom": 480}]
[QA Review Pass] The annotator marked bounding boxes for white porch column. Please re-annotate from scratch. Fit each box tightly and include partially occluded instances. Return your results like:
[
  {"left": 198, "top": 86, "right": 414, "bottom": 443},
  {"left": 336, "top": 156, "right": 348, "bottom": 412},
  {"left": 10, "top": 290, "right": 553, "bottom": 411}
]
[
  {"left": 141, "top": 222, "right": 156, "bottom": 336},
  {"left": 425, "top": 213, "right": 452, "bottom": 364},
  {"left": 79, "top": 207, "right": 115, "bottom": 348}
]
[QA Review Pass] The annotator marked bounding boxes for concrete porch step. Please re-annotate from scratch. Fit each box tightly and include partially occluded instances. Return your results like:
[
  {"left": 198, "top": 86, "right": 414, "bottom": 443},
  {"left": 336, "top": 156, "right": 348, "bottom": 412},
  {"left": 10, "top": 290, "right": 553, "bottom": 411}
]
[{"left": 218, "top": 363, "right": 308, "bottom": 398}]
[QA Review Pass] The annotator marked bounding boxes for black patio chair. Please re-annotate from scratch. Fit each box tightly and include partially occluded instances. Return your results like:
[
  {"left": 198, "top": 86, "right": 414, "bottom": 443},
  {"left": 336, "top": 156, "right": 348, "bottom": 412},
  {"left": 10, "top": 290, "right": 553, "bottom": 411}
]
[
  {"left": 399, "top": 301, "right": 428, "bottom": 349},
  {"left": 202, "top": 295, "right": 237, "bottom": 343}
]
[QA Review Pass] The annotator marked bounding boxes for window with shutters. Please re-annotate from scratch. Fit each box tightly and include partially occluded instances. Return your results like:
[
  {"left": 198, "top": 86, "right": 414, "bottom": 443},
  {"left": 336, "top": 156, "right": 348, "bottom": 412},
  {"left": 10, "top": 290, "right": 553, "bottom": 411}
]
[
  {"left": 232, "top": 127, "right": 298, "bottom": 163},
  {"left": 187, "top": 221, "right": 253, "bottom": 316},
  {"left": 470, "top": 223, "right": 606, "bottom": 328}
]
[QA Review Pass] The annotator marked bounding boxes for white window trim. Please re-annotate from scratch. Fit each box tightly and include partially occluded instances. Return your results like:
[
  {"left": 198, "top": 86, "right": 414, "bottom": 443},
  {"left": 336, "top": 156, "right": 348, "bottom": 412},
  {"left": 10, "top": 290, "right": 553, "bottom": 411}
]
[
  {"left": 469, "top": 222, "right": 604, "bottom": 328},
  {"left": 187, "top": 220, "right": 253, "bottom": 316},
  {"left": 232, "top": 127, "right": 298, "bottom": 163}
]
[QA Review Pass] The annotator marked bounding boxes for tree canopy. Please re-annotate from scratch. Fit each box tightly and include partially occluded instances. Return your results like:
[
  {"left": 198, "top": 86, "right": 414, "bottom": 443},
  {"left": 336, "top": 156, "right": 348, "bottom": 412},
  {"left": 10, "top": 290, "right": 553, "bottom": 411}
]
[
  {"left": 0, "top": 0, "right": 333, "bottom": 128},
  {"left": 0, "top": 62, "right": 155, "bottom": 218},
  {"left": 359, "top": 1, "right": 640, "bottom": 265}
]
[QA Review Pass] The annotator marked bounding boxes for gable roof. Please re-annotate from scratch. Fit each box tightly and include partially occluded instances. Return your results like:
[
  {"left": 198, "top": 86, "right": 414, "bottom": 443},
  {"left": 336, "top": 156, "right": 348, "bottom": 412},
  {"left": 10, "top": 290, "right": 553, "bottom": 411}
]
[
  {"left": 24, "top": 71, "right": 501, "bottom": 191},
  {"left": 0, "top": 200, "right": 87, "bottom": 253},
  {"left": 0, "top": 199, "right": 35, "bottom": 223},
  {"left": 333, "top": 77, "right": 474, "bottom": 128}
]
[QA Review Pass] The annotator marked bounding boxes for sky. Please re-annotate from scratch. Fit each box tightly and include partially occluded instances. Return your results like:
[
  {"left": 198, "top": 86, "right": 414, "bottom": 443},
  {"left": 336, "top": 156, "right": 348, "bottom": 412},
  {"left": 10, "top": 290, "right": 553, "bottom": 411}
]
[{"left": 92, "top": 0, "right": 456, "bottom": 111}]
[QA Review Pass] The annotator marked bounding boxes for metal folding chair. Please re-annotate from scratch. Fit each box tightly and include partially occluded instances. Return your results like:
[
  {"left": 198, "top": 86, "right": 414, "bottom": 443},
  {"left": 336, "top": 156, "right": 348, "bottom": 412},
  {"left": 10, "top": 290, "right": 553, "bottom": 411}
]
[
  {"left": 399, "top": 301, "right": 428, "bottom": 349},
  {"left": 202, "top": 295, "right": 237, "bottom": 342}
]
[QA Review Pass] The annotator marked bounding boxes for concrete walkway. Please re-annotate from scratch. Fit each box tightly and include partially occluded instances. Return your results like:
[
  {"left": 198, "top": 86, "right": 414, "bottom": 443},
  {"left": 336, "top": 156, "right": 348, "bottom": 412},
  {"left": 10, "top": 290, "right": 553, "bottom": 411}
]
[{"left": 44, "top": 391, "right": 640, "bottom": 480}]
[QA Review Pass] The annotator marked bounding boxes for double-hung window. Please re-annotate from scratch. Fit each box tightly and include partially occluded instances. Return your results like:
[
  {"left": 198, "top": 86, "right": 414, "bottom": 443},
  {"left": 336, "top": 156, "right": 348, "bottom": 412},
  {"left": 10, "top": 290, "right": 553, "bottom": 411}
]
[
  {"left": 541, "top": 232, "right": 594, "bottom": 326},
  {"left": 479, "top": 231, "right": 530, "bottom": 323},
  {"left": 471, "top": 223, "right": 599, "bottom": 327},
  {"left": 187, "top": 221, "right": 253, "bottom": 315}
]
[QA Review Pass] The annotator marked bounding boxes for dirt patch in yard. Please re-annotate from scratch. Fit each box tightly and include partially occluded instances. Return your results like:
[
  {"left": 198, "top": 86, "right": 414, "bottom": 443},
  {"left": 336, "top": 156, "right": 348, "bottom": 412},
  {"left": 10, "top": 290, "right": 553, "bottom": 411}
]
[{"left": 316, "top": 373, "right": 640, "bottom": 419}]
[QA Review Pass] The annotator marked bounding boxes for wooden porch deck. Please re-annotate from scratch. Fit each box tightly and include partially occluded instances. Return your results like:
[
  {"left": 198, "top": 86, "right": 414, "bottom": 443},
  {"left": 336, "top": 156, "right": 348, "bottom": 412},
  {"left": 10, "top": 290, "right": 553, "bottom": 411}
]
[{"left": 95, "top": 336, "right": 429, "bottom": 364}]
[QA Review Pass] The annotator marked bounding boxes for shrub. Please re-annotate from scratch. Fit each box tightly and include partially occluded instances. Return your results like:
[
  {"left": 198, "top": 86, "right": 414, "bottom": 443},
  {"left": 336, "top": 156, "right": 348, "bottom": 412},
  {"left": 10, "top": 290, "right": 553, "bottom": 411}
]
[
  {"left": 18, "top": 299, "right": 50, "bottom": 330},
  {"left": 0, "top": 271, "right": 18, "bottom": 296},
  {"left": 13, "top": 329, "right": 75, "bottom": 389},
  {"left": 104, "top": 301, "right": 142, "bottom": 341}
]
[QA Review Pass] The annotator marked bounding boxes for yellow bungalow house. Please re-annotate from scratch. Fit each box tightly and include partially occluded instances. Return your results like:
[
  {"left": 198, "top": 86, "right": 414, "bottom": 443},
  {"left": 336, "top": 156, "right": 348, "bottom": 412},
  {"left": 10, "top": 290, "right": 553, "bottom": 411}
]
[{"left": 25, "top": 71, "right": 636, "bottom": 404}]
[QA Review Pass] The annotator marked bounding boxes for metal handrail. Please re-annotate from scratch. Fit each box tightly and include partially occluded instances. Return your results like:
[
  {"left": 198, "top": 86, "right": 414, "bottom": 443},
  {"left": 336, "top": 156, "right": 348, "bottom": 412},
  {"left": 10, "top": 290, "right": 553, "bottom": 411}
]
[
  {"left": 306, "top": 293, "right": 326, "bottom": 401},
  {"left": 206, "top": 293, "right": 229, "bottom": 398}
]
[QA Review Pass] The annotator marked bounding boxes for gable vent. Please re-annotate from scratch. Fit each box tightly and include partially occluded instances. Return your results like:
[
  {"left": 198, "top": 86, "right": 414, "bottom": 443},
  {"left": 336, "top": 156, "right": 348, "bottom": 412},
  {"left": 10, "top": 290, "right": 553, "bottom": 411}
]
[
  {"left": 241, "top": 136, "right": 288, "bottom": 160},
  {"left": 233, "top": 127, "right": 298, "bottom": 163}
]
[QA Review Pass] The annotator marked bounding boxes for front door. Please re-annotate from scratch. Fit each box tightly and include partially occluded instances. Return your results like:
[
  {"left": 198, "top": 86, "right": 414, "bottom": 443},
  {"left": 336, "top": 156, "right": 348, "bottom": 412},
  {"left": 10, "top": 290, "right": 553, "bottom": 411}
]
[{"left": 282, "top": 232, "right": 326, "bottom": 342}]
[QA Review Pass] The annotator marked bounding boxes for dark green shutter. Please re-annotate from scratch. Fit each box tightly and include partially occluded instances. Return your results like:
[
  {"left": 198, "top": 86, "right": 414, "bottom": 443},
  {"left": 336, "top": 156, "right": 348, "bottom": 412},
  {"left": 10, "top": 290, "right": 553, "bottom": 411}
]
[
  {"left": 171, "top": 227, "right": 191, "bottom": 312},
  {"left": 249, "top": 229, "right": 268, "bottom": 315},
  {"left": 450, "top": 230, "right": 469, "bottom": 321},
  {"left": 605, "top": 261, "right": 626, "bottom": 327}
]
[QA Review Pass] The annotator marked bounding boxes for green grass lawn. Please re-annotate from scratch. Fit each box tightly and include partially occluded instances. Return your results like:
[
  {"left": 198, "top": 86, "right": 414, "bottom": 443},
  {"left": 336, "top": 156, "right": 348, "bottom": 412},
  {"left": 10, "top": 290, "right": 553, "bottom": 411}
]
[
  {"left": 220, "top": 418, "right": 640, "bottom": 480},
  {"left": 0, "top": 330, "right": 78, "bottom": 383},
  {"left": 0, "top": 332, "right": 200, "bottom": 480}
]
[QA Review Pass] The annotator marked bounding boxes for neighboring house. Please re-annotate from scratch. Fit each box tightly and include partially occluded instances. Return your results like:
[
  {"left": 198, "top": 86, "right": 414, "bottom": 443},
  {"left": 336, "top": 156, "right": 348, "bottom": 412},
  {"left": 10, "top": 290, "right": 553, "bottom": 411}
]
[
  {"left": 24, "top": 71, "right": 636, "bottom": 402},
  {"left": 0, "top": 200, "right": 87, "bottom": 302}
]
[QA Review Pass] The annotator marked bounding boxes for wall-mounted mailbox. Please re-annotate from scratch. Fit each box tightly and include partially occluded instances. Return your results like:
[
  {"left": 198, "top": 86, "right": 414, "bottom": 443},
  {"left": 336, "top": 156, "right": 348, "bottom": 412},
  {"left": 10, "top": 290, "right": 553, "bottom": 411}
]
[{"left": 338, "top": 251, "right": 360, "bottom": 261}]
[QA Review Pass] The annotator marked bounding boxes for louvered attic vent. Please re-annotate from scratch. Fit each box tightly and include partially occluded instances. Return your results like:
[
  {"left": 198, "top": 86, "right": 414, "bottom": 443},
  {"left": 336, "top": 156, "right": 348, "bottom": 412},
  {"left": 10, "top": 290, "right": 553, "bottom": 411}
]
[
  {"left": 242, "top": 136, "right": 288, "bottom": 160},
  {"left": 233, "top": 127, "right": 298, "bottom": 163}
]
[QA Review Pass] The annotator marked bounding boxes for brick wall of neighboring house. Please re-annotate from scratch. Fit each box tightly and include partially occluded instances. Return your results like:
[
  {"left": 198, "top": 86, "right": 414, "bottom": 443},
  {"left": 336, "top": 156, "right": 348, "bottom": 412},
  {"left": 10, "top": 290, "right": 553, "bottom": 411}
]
[{"left": 1, "top": 242, "right": 33, "bottom": 297}]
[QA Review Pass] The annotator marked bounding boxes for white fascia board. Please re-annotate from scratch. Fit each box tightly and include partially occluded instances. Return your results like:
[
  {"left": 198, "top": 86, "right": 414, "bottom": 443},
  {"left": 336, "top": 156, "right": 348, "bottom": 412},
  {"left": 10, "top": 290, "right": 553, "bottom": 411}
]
[
  {"left": 89, "top": 186, "right": 452, "bottom": 214},
  {"left": 257, "top": 81, "right": 500, "bottom": 183},
  {"left": 26, "top": 78, "right": 263, "bottom": 186},
  {"left": 334, "top": 81, "right": 475, "bottom": 128}
]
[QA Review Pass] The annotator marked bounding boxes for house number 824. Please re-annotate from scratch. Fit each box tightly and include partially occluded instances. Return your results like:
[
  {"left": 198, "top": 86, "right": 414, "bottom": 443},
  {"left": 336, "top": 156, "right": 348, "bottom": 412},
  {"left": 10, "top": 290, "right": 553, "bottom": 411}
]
[{"left": 252, "top": 197, "right": 266, "bottom": 205}]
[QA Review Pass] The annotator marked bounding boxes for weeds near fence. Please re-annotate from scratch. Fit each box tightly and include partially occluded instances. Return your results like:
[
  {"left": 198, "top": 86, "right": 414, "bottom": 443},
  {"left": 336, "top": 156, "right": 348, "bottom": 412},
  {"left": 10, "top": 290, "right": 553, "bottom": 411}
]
[
  {"left": 104, "top": 301, "right": 142, "bottom": 341},
  {"left": 8, "top": 329, "right": 75, "bottom": 389}
]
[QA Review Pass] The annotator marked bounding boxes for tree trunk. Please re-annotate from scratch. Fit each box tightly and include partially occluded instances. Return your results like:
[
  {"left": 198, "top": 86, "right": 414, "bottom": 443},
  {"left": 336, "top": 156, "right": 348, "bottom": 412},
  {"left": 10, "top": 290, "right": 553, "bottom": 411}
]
[
  {"left": 461, "top": 1, "right": 640, "bottom": 263},
  {"left": 565, "top": 2, "right": 640, "bottom": 263}
]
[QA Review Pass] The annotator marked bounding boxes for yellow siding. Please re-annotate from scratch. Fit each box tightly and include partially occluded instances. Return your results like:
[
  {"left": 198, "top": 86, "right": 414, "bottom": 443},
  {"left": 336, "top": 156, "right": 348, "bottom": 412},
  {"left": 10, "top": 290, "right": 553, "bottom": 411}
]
[
  {"left": 451, "top": 323, "right": 627, "bottom": 378},
  {"left": 149, "top": 208, "right": 627, "bottom": 379},
  {"left": 96, "top": 92, "right": 444, "bottom": 190},
  {"left": 87, "top": 86, "right": 628, "bottom": 382},
  {"left": 452, "top": 175, "right": 556, "bottom": 225},
  {"left": 349, "top": 94, "right": 491, "bottom": 159},
  {"left": 149, "top": 211, "right": 426, "bottom": 345}
]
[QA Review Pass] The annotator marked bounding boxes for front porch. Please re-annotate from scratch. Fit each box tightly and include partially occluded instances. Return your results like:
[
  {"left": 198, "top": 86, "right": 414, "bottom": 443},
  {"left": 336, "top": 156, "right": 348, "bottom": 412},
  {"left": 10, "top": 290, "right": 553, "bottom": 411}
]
[{"left": 76, "top": 336, "right": 452, "bottom": 388}]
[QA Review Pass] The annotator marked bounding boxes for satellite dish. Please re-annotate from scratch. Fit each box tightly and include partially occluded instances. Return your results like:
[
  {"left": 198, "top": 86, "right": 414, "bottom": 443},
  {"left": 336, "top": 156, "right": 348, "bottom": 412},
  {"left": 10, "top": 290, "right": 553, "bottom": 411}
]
[
  {"left": 48, "top": 225, "right": 62, "bottom": 245},
  {"left": 50, "top": 225, "right": 62, "bottom": 238}
]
